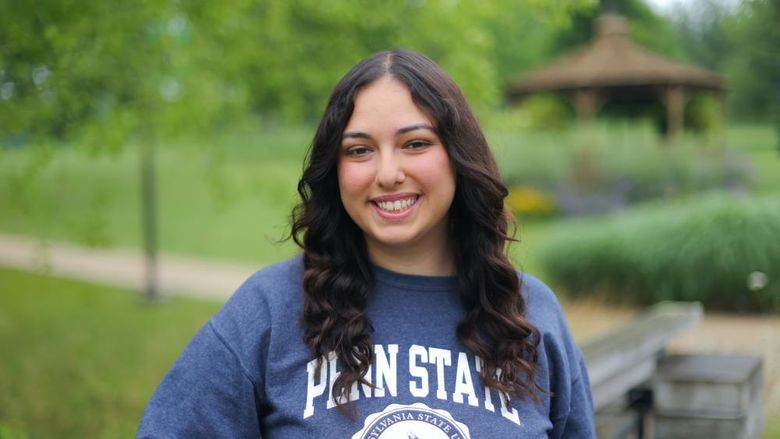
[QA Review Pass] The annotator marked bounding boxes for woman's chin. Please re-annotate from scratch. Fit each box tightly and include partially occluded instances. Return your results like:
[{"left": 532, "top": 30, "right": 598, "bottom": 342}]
[{"left": 367, "top": 233, "right": 417, "bottom": 249}]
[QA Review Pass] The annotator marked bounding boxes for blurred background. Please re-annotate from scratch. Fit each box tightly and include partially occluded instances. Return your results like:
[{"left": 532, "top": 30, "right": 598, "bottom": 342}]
[{"left": 0, "top": 0, "right": 778, "bottom": 437}]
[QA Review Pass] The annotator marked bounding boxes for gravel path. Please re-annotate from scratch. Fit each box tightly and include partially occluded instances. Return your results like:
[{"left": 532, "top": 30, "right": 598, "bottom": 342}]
[{"left": 0, "top": 233, "right": 259, "bottom": 300}]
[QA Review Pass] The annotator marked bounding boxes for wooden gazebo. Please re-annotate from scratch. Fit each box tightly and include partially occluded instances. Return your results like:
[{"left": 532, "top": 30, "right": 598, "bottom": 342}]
[{"left": 508, "top": 14, "right": 724, "bottom": 136}]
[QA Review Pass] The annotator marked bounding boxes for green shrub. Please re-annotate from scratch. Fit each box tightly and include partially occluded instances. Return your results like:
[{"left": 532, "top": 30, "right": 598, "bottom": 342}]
[
  {"left": 521, "top": 94, "right": 573, "bottom": 131},
  {"left": 481, "top": 95, "right": 573, "bottom": 133},
  {"left": 538, "top": 194, "right": 780, "bottom": 312},
  {"left": 496, "top": 124, "right": 755, "bottom": 215},
  {"left": 686, "top": 93, "right": 724, "bottom": 134},
  {"left": 493, "top": 133, "right": 570, "bottom": 190},
  {"left": 480, "top": 106, "right": 531, "bottom": 133}
]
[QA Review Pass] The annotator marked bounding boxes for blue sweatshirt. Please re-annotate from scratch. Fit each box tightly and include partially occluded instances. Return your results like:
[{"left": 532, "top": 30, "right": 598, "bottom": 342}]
[{"left": 137, "top": 257, "right": 595, "bottom": 438}]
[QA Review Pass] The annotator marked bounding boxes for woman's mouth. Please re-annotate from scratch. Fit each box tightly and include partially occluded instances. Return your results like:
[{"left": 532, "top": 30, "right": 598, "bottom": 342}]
[
  {"left": 371, "top": 195, "right": 420, "bottom": 218},
  {"left": 375, "top": 196, "right": 418, "bottom": 213}
]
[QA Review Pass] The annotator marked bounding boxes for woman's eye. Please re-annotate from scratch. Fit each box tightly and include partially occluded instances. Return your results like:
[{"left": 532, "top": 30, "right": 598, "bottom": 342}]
[
  {"left": 406, "top": 140, "right": 430, "bottom": 150},
  {"left": 345, "top": 146, "right": 371, "bottom": 156}
]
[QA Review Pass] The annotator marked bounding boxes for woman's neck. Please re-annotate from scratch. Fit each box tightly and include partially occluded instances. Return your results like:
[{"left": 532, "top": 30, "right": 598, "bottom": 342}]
[{"left": 366, "top": 237, "right": 455, "bottom": 276}]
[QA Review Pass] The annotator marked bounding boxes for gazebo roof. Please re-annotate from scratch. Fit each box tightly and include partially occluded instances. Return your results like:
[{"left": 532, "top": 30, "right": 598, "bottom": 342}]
[{"left": 509, "top": 15, "right": 724, "bottom": 96}]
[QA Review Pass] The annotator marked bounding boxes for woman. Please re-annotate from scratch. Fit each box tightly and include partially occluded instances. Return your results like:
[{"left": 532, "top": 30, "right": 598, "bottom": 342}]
[{"left": 137, "top": 50, "right": 595, "bottom": 438}]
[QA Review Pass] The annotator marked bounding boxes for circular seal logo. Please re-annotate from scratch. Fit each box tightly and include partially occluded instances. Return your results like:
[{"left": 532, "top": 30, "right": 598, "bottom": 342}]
[{"left": 352, "top": 402, "right": 471, "bottom": 439}]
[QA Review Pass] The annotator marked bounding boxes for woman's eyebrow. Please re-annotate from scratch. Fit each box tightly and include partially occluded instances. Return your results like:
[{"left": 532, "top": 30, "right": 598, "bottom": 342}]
[
  {"left": 397, "top": 124, "right": 437, "bottom": 135},
  {"left": 342, "top": 131, "right": 371, "bottom": 140},
  {"left": 342, "top": 124, "right": 437, "bottom": 140}
]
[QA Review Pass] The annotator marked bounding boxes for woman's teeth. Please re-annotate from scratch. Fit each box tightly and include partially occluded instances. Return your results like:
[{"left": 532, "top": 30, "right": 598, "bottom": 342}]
[{"left": 377, "top": 197, "right": 417, "bottom": 212}]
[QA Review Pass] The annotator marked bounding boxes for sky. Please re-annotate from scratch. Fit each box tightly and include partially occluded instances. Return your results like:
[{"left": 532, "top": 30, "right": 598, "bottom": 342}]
[
  {"left": 644, "top": 0, "right": 682, "bottom": 13},
  {"left": 643, "top": 0, "right": 741, "bottom": 15}
]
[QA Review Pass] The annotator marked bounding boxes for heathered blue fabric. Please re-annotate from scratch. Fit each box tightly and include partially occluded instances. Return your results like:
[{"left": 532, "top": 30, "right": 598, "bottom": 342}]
[{"left": 137, "top": 256, "right": 595, "bottom": 438}]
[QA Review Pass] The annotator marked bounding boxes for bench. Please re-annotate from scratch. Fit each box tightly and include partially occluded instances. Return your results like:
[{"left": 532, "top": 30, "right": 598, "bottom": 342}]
[
  {"left": 582, "top": 302, "right": 702, "bottom": 438},
  {"left": 581, "top": 301, "right": 764, "bottom": 439}
]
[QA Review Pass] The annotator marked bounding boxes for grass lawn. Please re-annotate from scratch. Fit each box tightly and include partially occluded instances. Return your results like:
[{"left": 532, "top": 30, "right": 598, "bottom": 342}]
[
  {"left": 2, "top": 269, "right": 779, "bottom": 438},
  {"left": 0, "top": 268, "right": 220, "bottom": 438},
  {"left": 726, "top": 123, "right": 780, "bottom": 193},
  {"left": 766, "top": 419, "right": 780, "bottom": 439},
  {"left": 0, "top": 126, "right": 312, "bottom": 265}
]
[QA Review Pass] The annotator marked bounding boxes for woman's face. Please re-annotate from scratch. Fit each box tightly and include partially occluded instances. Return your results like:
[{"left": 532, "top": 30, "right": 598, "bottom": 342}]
[{"left": 337, "top": 76, "right": 456, "bottom": 258}]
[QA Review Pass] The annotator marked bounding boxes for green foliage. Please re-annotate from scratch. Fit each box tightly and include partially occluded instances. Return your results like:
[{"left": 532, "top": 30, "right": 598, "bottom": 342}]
[
  {"left": 538, "top": 194, "right": 780, "bottom": 311},
  {"left": 0, "top": 422, "right": 28, "bottom": 439},
  {"left": 1, "top": 0, "right": 777, "bottom": 142},
  {"left": 0, "top": 0, "right": 175, "bottom": 147},
  {"left": 0, "top": 0, "right": 601, "bottom": 144},
  {"left": 482, "top": 94, "right": 573, "bottom": 131},
  {"left": 496, "top": 123, "right": 755, "bottom": 215},
  {"left": 549, "top": 0, "right": 683, "bottom": 58},
  {"left": 0, "top": 268, "right": 220, "bottom": 438},
  {"left": 669, "top": 0, "right": 734, "bottom": 72},
  {"left": 670, "top": 0, "right": 780, "bottom": 122},
  {"left": 685, "top": 93, "right": 724, "bottom": 133},
  {"left": 723, "top": 0, "right": 780, "bottom": 121},
  {"left": 522, "top": 94, "right": 574, "bottom": 131},
  {"left": 484, "top": 0, "right": 596, "bottom": 95}
]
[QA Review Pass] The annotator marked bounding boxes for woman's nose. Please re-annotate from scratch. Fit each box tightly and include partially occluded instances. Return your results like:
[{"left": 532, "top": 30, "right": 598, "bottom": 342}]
[{"left": 375, "top": 150, "right": 405, "bottom": 188}]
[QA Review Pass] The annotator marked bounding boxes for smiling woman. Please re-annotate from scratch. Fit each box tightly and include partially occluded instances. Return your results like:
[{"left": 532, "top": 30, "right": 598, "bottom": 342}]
[
  {"left": 137, "top": 50, "right": 596, "bottom": 438},
  {"left": 338, "top": 77, "right": 456, "bottom": 275}
]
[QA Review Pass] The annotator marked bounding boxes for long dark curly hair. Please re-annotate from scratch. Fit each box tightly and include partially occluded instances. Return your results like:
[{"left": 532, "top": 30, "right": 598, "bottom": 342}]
[{"left": 291, "top": 49, "right": 542, "bottom": 406}]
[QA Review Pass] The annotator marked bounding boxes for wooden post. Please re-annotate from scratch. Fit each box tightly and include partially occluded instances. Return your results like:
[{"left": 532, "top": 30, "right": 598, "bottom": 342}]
[
  {"left": 575, "top": 89, "right": 598, "bottom": 121},
  {"left": 664, "top": 86, "right": 686, "bottom": 139},
  {"left": 715, "top": 90, "right": 726, "bottom": 123}
]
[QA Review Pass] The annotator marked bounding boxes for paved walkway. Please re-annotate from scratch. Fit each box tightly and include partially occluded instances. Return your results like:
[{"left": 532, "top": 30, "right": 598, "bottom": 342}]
[{"left": 0, "top": 233, "right": 259, "bottom": 301}]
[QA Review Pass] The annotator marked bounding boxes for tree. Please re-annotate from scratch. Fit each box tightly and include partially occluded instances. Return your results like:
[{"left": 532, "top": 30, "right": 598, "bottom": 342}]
[
  {"left": 548, "top": 0, "right": 683, "bottom": 59},
  {"left": 0, "top": 0, "right": 202, "bottom": 300},
  {"left": 2, "top": 0, "right": 598, "bottom": 132},
  {"left": 723, "top": 0, "right": 780, "bottom": 121},
  {"left": 669, "top": 0, "right": 735, "bottom": 72},
  {"left": 483, "top": 0, "right": 595, "bottom": 103}
]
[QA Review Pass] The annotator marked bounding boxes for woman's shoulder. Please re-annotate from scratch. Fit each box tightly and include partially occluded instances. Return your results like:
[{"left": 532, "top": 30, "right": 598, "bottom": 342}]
[
  {"left": 233, "top": 255, "right": 305, "bottom": 302},
  {"left": 211, "top": 256, "right": 304, "bottom": 335},
  {"left": 519, "top": 272, "right": 589, "bottom": 379},
  {"left": 518, "top": 272, "right": 572, "bottom": 340},
  {"left": 520, "top": 273, "right": 562, "bottom": 314}
]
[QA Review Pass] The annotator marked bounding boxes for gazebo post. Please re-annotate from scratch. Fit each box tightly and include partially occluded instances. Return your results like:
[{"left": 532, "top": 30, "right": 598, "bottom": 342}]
[
  {"left": 575, "top": 88, "right": 598, "bottom": 121},
  {"left": 716, "top": 89, "right": 727, "bottom": 132},
  {"left": 664, "top": 85, "right": 686, "bottom": 140}
]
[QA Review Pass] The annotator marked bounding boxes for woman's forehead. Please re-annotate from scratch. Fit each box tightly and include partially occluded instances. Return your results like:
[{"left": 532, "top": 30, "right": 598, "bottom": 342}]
[{"left": 344, "top": 78, "right": 435, "bottom": 136}]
